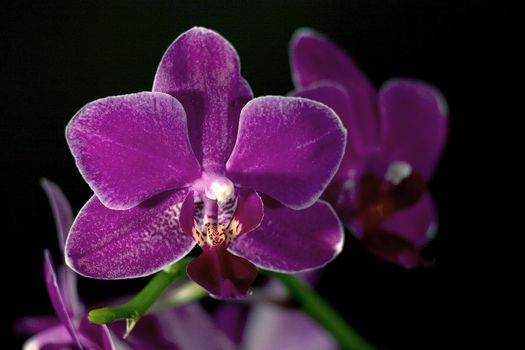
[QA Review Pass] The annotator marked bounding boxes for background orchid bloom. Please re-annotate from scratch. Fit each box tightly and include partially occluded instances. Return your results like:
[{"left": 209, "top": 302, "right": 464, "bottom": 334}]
[
  {"left": 65, "top": 27, "right": 346, "bottom": 298},
  {"left": 290, "top": 28, "right": 448, "bottom": 268}
]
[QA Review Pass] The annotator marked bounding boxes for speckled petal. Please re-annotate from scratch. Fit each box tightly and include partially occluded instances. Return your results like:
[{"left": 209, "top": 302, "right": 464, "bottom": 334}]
[
  {"left": 229, "top": 200, "right": 344, "bottom": 272},
  {"left": 43, "top": 250, "right": 83, "bottom": 349},
  {"left": 65, "top": 190, "right": 195, "bottom": 279},
  {"left": 290, "top": 28, "right": 379, "bottom": 147},
  {"left": 153, "top": 27, "right": 252, "bottom": 173},
  {"left": 226, "top": 96, "right": 346, "bottom": 210},
  {"left": 379, "top": 79, "right": 448, "bottom": 179},
  {"left": 66, "top": 92, "right": 201, "bottom": 210}
]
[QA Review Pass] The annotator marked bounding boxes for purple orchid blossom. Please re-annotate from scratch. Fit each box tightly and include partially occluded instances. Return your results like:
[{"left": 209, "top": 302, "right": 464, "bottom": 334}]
[
  {"left": 290, "top": 29, "right": 448, "bottom": 268},
  {"left": 18, "top": 180, "right": 231, "bottom": 349},
  {"left": 17, "top": 180, "right": 114, "bottom": 350},
  {"left": 65, "top": 27, "right": 346, "bottom": 298}
]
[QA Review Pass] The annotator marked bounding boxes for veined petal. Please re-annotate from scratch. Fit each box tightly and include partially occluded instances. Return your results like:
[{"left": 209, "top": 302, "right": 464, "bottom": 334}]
[
  {"left": 187, "top": 245, "right": 258, "bottom": 299},
  {"left": 153, "top": 27, "right": 253, "bottom": 173},
  {"left": 226, "top": 96, "right": 346, "bottom": 210},
  {"left": 242, "top": 303, "right": 337, "bottom": 350},
  {"left": 229, "top": 200, "right": 344, "bottom": 272},
  {"left": 40, "top": 179, "right": 73, "bottom": 251},
  {"left": 290, "top": 28, "right": 379, "bottom": 147},
  {"left": 43, "top": 251, "right": 83, "bottom": 349},
  {"left": 378, "top": 79, "right": 448, "bottom": 180},
  {"left": 66, "top": 92, "right": 201, "bottom": 210},
  {"left": 65, "top": 190, "right": 195, "bottom": 279}
]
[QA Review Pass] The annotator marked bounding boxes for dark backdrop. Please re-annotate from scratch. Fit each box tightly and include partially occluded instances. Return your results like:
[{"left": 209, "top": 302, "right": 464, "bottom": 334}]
[{"left": 2, "top": 1, "right": 490, "bottom": 348}]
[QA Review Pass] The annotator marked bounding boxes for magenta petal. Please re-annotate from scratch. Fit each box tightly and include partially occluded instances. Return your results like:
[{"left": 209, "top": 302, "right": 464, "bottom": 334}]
[
  {"left": 230, "top": 200, "right": 344, "bottom": 272},
  {"left": 65, "top": 190, "right": 195, "bottom": 279},
  {"left": 231, "top": 188, "right": 264, "bottom": 235},
  {"left": 187, "top": 246, "right": 258, "bottom": 298},
  {"left": 14, "top": 315, "right": 59, "bottom": 336},
  {"left": 213, "top": 303, "right": 249, "bottom": 345},
  {"left": 378, "top": 79, "right": 448, "bottom": 179},
  {"left": 40, "top": 179, "right": 73, "bottom": 251},
  {"left": 153, "top": 27, "right": 253, "bottom": 172},
  {"left": 78, "top": 318, "right": 115, "bottom": 350},
  {"left": 58, "top": 265, "right": 83, "bottom": 320},
  {"left": 381, "top": 191, "right": 438, "bottom": 249},
  {"left": 66, "top": 92, "right": 201, "bottom": 210},
  {"left": 290, "top": 28, "right": 379, "bottom": 146},
  {"left": 243, "top": 304, "right": 337, "bottom": 350},
  {"left": 44, "top": 251, "right": 83, "bottom": 349},
  {"left": 22, "top": 324, "right": 76, "bottom": 350},
  {"left": 226, "top": 96, "right": 346, "bottom": 210}
]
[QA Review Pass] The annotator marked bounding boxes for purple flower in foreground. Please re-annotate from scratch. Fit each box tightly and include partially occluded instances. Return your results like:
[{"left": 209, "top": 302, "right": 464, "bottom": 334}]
[
  {"left": 16, "top": 180, "right": 114, "bottom": 350},
  {"left": 290, "top": 29, "right": 448, "bottom": 268},
  {"left": 65, "top": 27, "right": 346, "bottom": 298}
]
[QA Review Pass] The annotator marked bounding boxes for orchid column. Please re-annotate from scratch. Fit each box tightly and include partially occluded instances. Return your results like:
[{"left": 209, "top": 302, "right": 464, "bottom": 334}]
[{"left": 64, "top": 27, "right": 346, "bottom": 299}]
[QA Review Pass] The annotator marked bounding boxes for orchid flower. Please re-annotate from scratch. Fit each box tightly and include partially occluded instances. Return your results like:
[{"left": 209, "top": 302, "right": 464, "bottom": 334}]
[
  {"left": 16, "top": 180, "right": 114, "bottom": 350},
  {"left": 290, "top": 29, "right": 448, "bottom": 268},
  {"left": 64, "top": 27, "right": 346, "bottom": 298},
  {"left": 18, "top": 180, "right": 231, "bottom": 349}
]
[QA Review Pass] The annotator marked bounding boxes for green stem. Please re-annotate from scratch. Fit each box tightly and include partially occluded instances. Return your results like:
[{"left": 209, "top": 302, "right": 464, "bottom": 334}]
[
  {"left": 88, "top": 258, "right": 191, "bottom": 334},
  {"left": 268, "top": 272, "right": 376, "bottom": 350}
]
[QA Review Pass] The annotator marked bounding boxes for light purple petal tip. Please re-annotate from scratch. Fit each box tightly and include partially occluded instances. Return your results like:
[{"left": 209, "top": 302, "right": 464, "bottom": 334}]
[
  {"left": 66, "top": 92, "right": 201, "bottom": 210},
  {"left": 22, "top": 324, "right": 75, "bottom": 350},
  {"left": 65, "top": 190, "right": 195, "bottom": 279},
  {"left": 43, "top": 250, "right": 83, "bottom": 349},
  {"left": 226, "top": 96, "right": 346, "bottom": 210},
  {"left": 242, "top": 303, "right": 337, "bottom": 350},
  {"left": 230, "top": 200, "right": 344, "bottom": 272},
  {"left": 40, "top": 178, "right": 73, "bottom": 251},
  {"left": 379, "top": 79, "right": 448, "bottom": 179},
  {"left": 153, "top": 27, "right": 253, "bottom": 173}
]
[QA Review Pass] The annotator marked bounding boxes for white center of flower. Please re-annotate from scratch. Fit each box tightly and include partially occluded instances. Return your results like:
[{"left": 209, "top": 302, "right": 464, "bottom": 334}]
[
  {"left": 385, "top": 161, "right": 412, "bottom": 185},
  {"left": 206, "top": 178, "right": 235, "bottom": 204}
]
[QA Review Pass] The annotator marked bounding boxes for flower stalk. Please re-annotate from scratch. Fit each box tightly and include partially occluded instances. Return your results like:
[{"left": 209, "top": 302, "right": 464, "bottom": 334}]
[
  {"left": 267, "top": 271, "right": 376, "bottom": 350},
  {"left": 88, "top": 258, "right": 191, "bottom": 335}
]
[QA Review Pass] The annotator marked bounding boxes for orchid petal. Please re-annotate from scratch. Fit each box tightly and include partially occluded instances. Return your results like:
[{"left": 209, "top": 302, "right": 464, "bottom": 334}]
[
  {"left": 40, "top": 178, "right": 73, "bottom": 251},
  {"left": 378, "top": 79, "right": 448, "bottom": 179},
  {"left": 227, "top": 96, "right": 346, "bottom": 210},
  {"left": 66, "top": 92, "right": 201, "bottom": 210},
  {"left": 14, "top": 315, "right": 59, "bottom": 337},
  {"left": 380, "top": 191, "right": 438, "bottom": 249},
  {"left": 78, "top": 317, "right": 115, "bottom": 350},
  {"left": 65, "top": 190, "right": 195, "bottom": 279},
  {"left": 290, "top": 28, "right": 378, "bottom": 147},
  {"left": 43, "top": 251, "right": 83, "bottom": 349},
  {"left": 153, "top": 27, "right": 252, "bottom": 172},
  {"left": 22, "top": 324, "right": 75, "bottom": 350},
  {"left": 230, "top": 200, "right": 344, "bottom": 272},
  {"left": 230, "top": 188, "right": 264, "bottom": 236},
  {"left": 242, "top": 303, "right": 337, "bottom": 350},
  {"left": 187, "top": 246, "right": 258, "bottom": 298}
]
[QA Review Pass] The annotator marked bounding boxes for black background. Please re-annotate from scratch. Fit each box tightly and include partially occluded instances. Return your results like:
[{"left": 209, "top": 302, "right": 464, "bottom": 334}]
[{"left": 2, "top": 1, "right": 492, "bottom": 348}]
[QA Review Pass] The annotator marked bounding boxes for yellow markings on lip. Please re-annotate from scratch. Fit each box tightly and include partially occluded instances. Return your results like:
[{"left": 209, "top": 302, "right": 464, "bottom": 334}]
[{"left": 192, "top": 219, "right": 243, "bottom": 247}]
